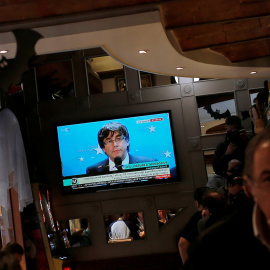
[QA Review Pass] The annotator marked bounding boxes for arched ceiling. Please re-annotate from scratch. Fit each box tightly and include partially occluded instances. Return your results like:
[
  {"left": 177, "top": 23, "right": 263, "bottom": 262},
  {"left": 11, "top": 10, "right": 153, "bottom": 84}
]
[{"left": 0, "top": 0, "right": 270, "bottom": 80}]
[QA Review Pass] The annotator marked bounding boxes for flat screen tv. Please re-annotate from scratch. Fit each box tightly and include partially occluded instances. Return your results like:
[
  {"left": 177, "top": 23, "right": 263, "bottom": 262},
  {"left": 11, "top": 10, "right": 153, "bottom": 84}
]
[{"left": 56, "top": 111, "right": 179, "bottom": 194}]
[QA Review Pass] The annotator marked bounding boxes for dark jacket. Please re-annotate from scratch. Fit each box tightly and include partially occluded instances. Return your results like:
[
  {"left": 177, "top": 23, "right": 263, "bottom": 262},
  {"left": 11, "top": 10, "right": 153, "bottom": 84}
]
[{"left": 86, "top": 154, "right": 157, "bottom": 175}]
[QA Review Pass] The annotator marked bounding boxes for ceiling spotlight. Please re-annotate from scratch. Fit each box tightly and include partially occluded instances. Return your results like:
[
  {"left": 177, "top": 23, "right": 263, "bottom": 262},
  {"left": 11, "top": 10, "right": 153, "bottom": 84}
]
[
  {"left": 176, "top": 67, "right": 184, "bottom": 70},
  {"left": 138, "top": 50, "right": 148, "bottom": 54},
  {"left": 0, "top": 50, "right": 8, "bottom": 54},
  {"left": 250, "top": 71, "right": 257, "bottom": 75}
]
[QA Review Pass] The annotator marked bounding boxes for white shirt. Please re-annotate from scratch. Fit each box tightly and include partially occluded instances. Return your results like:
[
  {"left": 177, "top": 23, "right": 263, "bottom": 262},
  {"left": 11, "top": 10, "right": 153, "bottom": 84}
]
[
  {"left": 109, "top": 154, "right": 129, "bottom": 171},
  {"left": 110, "top": 220, "right": 131, "bottom": 239}
]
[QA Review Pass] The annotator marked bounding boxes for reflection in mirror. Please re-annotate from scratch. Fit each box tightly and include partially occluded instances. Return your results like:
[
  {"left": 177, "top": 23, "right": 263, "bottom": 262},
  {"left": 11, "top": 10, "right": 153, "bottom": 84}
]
[
  {"left": 57, "top": 218, "right": 91, "bottom": 249},
  {"left": 35, "top": 60, "right": 75, "bottom": 101},
  {"left": 38, "top": 186, "right": 59, "bottom": 255},
  {"left": 86, "top": 55, "right": 125, "bottom": 94},
  {"left": 249, "top": 89, "right": 261, "bottom": 106},
  {"left": 139, "top": 71, "right": 179, "bottom": 88},
  {"left": 197, "top": 93, "right": 236, "bottom": 135},
  {"left": 249, "top": 85, "right": 270, "bottom": 134},
  {"left": 158, "top": 208, "right": 183, "bottom": 229},
  {"left": 105, "top": 212, "right": 145, "bottom": 243}
]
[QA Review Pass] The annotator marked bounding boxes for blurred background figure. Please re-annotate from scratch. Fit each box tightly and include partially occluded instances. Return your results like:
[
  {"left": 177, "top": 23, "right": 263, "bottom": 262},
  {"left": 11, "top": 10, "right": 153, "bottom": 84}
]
[
  {"left": 249, "top": 94, "right": 268, "bottom": 135},
  {"left": 108, "top": 213, "right": 132, "bottom": 240},
  {"left": 135, "top": 212, "right": 145, "bottom": 239},
  {"left": 2, "top": 242, "right": 24, "bottom": 263},
  {"left": 78, "top": 218, "right": 91, "bottom": 246},
  {"left": 178, "top": 187, "right": 209, "bottom": 264},
  {"left": 158, "top": 209, "right": 173, "bottom": 228},
  {"left": 213, "top": 116, "right": 248, "bottom": 178},
  {"left": 0, "top": 251, "right": 21, "bottom": 270},
  {"left": 197, "top": 189, "right": 227, "bottom": 234},
  {"left": 226, "top": 159, "right": 249, "bottom": 212}
]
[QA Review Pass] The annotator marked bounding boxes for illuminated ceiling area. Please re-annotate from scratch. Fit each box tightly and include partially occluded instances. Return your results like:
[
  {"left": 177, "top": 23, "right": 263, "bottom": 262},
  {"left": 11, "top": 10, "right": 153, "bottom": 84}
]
[{"left": 0, "top": 1, "right": 270, "bottom": 79}]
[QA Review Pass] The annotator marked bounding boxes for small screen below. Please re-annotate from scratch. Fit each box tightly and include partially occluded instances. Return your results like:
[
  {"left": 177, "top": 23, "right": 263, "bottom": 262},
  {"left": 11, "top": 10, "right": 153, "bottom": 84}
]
[{"left": 57, "top": 111, "right": 179, "bottom": 194}]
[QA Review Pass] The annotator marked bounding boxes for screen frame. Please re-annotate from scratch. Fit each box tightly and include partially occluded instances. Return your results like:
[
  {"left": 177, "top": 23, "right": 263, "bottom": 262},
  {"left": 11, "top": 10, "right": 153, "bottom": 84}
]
[{"left": 55, "top": 110, "right": 180, "bottom": 195}]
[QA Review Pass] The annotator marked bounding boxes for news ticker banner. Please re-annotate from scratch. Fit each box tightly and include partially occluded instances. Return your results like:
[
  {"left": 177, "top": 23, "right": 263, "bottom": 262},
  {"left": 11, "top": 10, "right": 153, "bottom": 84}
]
[{"left": 63, "top": 161, "right": 170, "bottom": 187}]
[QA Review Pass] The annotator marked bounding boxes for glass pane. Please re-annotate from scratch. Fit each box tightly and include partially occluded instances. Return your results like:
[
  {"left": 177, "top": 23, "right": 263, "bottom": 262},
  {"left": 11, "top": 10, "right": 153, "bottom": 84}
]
[
  {"left": 86, "top": 56, "right": 125, "bottom": 94},
  {"left": 56, "top": 218, "right": 91, "bottom": 249},
  {"left": 157, "top": 208, "right": 183, "bottom": 229},
  {"left": 249, "top": 86, "right": 270, "bottom": 134},
  {"left": 250, "top": 90, "right": 260, "bottom": 105},
  {"left": 35, "top": 60, "right": 75, "bottom": 101},
  {"left": 197, "top": 93, "right": 236, "bottom": 135},
  {"left": 105, "top": 212, "right": 145, "bottom": 243},
  {"left": 139, "top": 71, "right": 179, "bottom": 88}
]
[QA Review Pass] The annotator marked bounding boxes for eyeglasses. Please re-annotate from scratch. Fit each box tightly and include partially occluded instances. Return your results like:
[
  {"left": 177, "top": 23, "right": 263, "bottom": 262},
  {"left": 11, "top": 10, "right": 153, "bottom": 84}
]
[{"left": 104, "top": 136, "right": 126, "bottom": 146}]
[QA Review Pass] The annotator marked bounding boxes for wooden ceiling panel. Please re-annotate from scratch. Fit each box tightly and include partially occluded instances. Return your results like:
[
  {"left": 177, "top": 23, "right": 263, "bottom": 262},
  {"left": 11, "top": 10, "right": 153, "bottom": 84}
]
[
  {"left": 211, "top": 39, "right": 270, "bottom": 62},
  {"left": 160, "top": 0, "right": 270, "bottom": 63},
  {"left": 260, "top": 16, "right": 270, "bottom": 36},
  {"left": 223, "top": 18, "right": 261, "bottom": 43},
  {"left": 241, "top": 0, "right": 270, "bottom": 17},
  {"left": 172, "top": 24, "right": 226, "bottom": 51},
  {"left": 160, "top": 0, "right": 244, "bottom": 29}
]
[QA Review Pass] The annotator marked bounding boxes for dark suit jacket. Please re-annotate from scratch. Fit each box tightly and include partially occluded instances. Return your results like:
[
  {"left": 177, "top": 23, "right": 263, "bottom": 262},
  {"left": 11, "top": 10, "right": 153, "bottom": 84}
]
[
  {"left": 86, "top": 154, "right": 157, "bottom": 175},
  {"left": 184, "top": 200, "right": 270, "bottom": 270}
]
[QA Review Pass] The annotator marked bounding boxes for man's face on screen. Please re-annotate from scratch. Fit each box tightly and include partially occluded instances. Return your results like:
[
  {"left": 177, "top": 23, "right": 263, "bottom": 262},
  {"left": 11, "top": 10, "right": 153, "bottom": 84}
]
[{"left": 102, "top": 131, "right": 129, "bottom": 162}]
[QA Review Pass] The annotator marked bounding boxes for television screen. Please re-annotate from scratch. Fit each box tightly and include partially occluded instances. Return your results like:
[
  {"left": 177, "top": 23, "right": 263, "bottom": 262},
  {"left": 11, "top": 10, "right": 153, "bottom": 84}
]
[{"left": 56, "top": 111, "right": 179, "bottom": 194}]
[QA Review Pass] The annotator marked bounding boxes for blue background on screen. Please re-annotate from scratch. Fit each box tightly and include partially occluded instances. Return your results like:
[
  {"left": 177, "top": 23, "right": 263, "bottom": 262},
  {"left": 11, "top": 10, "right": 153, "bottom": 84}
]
[{"left": 57, "top": 112, "right": 177, "bottom": 177}]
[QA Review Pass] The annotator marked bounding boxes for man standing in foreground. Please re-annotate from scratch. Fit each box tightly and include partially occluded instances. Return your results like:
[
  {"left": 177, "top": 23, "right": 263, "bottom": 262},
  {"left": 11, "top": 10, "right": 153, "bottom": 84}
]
[
  {"left": 184, "top": 125, "right": 270, "bottom": 270},
  {"left": 243, "top": 124, "right": 270, "bottom": 249}
]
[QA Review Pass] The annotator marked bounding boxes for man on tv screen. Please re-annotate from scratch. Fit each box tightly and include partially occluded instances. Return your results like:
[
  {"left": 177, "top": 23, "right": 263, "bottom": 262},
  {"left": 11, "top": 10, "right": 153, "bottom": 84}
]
[{"left": 86, "top": 122, "right": 158, "bottom": 174}]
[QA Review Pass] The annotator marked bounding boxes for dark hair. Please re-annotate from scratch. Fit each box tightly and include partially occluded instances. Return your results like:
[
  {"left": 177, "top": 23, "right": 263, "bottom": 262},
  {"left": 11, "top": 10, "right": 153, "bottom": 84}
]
[
  {"left": 0, "top": 251, "right": 21, "bottom": 270},
  {"left": 264, "top": 80, "right": 268, "bottom": 89},
  {"left": 2, "top": 242, "right": 24, "bottom": 256},
  {"left": 225, "top": 116, "right": 242, "bottom": 130},
  {"left": 244, "top": 124, "right": 270, "bottom": 180},
  {"left": 202, "top": 190, "right": 226, "bottom": 215},
  {"left": 194, "top": 187, "right": 210, "bottom": 205},
  {"left": 80, "top": 218, "right": 89, "bottom": 229},
  {"left": 256, "top": 91, "right": 266, "bottom": 105},
  {"left": 227, "top": 159, "right": 243, "bottom": 177},
  {"left": 97, "top": 122, "right": 130, "bottom": 150}
]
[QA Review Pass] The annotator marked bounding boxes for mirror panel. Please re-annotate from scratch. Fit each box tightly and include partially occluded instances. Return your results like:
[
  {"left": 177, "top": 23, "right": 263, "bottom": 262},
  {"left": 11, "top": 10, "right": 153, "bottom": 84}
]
[
  {"left": 57, "top": 218, "right": 91, "bottom": 249},
  {"left": 197, "top": 93, "right": 236, "bottom": 135},
  {"left": 157, "top": 208, "right": 183, "bottom": 229},
  {"left": 35, "top": 60, "right": 75, "bottom": 101},
  {"left": 139, "top": 71, "right": 179, "bottom": 88},
  {"left": 105, "top": 212, "right": 145, "bottom": 243},
  {"left": 86, "top": 55, "right": 125, "bottom": 94}
]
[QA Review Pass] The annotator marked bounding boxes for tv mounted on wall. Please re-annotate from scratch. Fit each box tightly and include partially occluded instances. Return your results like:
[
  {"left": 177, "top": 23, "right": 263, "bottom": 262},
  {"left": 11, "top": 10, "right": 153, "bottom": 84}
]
[{"left": 56, "top": 111, "right": 179, "bottom": 194}]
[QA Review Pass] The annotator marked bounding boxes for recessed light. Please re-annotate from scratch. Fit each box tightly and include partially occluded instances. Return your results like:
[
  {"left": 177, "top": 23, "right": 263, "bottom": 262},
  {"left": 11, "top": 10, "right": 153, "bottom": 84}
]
[
  {"left": 176, "top": 67, "right": 184, "bottom": 70},
  {"left": 0, "top": 50, "right": 8, "bottom": 54},
  {"left": 138, "top": 50, "right": 148, "bottom": 54},
  {"left": 250, "top": 71, "right": 257, "bottom": 74}
]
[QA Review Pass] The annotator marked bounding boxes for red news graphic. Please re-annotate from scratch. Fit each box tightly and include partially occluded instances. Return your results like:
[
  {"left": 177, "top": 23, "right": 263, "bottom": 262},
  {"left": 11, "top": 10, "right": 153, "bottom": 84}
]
[
  {"left": 150, "top": 117, "right": 163, "bottom": 122},
  {"left": 155, "top": 174, "right": 171, "bottom": 179},
  {"left": 136, "top": 117, "right": 163, "bottom": 124}
]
